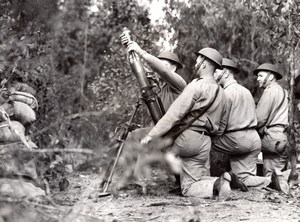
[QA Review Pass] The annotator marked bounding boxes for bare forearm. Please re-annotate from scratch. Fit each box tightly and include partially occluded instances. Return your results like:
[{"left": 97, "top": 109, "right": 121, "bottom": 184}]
[{"left": 142, "top": 52, "right": 186, "bottom": 91}]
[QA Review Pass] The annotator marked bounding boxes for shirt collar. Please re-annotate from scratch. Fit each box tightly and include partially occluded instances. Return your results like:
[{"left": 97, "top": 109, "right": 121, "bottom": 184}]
[
  {"left": 266, "top": 81, "right": 279, "bottom": 89},
  {"left": 223, "top": 79, "right": 237, "bottom": 89},
  {"left": 197, "top": 76, "right": 216, "bottom": 82}
]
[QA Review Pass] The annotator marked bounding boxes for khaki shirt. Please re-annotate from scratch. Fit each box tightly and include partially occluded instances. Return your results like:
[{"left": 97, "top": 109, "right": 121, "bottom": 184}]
[
  {"left": 223, "top": 80, "right": 257, "bottom": 132},
  {"left": 159, "top": 82, "right": 184, "bottom": 111},
  {"left": 256, "top": 82, "right": 288, "bottom": 130},
  {"left": 148, "top": 77, "right": 226, "bottom": 138}
]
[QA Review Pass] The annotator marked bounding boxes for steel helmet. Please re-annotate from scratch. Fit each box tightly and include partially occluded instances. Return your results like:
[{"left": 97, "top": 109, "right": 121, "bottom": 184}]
[
  {"left": 222, "top": 58, "right": 239, "bottom": 73},
  {"left": 157, "top": 51, "right": 183, "bottom": 69},
  {"left": 194, "top": 47, "right": 222, "bottom": 69},
  {"left": 253, "top": 63, "right": 282, "bottom": 80}
]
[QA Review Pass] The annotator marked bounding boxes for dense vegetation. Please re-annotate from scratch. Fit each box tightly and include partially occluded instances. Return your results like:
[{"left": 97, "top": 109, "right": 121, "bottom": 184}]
[{"left": 0, "top": 0, "right": 299, "bottom": 153}]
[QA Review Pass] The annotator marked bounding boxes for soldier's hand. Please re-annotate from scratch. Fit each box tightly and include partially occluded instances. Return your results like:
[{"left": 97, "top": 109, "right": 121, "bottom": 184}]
[
  {"left": 126, "top": 41, "right": 145, "bottom": 55},
  {"left": 120, "top": 33, "right": 130, "bottom": 45},
  {"left": 141, "top": 135, "right": 152, "bottom": 144}
]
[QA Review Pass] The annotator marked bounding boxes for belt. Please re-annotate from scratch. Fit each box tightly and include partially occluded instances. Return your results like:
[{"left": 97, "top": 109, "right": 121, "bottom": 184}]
[
  {"left": 190, "top": 129, "right": 210, "bottom": 136},
  {"left": 226, "top": 126, "right": 256, "bottom": 133},
  {"left": 266, "top": 124, "right": 286, "bottom": 129}
]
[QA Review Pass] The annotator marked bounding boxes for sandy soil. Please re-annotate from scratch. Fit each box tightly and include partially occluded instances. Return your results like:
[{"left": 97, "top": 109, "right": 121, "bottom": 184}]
[{"left": 49, "top": 172, "right": 300, "bottom": 222}]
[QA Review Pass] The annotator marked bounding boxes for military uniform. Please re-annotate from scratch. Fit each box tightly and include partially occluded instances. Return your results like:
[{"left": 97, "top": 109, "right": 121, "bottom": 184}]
[
  {"left": 253, "top": 63, "right": 289, "bottom": 178},
  {"left": 256, "top": 82, "right": 288, "bottom": 176},
  {"left": 148, "top": 77, "right": 227, "bottom": 197},
  {"left": 159, "top": 82, "right": 184, "bottom": 111},
  {"left": 118, "top": 49, "right": 186, "bottom": 188},
  {"left": 144, "top": 48, "right": 231, "bottom": 198},
  {"left": 145, "top": 50, "right": 186, "bottom": 111},
  {"left": 129, "top": 61, "right": 186, "bottom": 184},
  {"left": 213, "top": 78, "right": 270, "bottom": 187},
  {"left": 128, "top": 47, "right": 235, "bottom": 200}
]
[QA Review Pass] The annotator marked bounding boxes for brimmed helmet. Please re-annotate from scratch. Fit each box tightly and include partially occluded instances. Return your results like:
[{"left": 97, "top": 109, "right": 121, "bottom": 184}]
[
  {"left": 222, "top": 58, "right": 239, "bottom": 73},
  {"left": 158, "top": 51, "right": 183, "bottom": 69},
  {"left": 194, "top": 47, "right": 222, "bottom": 69},
  {"left": 253, "top": 63, "right": 282, "bottom": 80}
]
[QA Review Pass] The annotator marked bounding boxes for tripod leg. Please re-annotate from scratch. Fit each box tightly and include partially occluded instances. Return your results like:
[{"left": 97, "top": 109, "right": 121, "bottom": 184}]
[
  {"left": 99, "top": 100, "right": 141, "bottom": 193},
  {"left": 100, "top": 147, "right": 119, "bottom": 189},
  {"left": 102, "top": 142, "right": 126, "bottom": 193}
]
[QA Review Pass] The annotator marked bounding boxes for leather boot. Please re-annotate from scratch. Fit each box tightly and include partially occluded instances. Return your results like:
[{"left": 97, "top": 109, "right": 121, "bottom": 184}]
[
  {"left": 213, "top": 172, "right": 232, "bottom": 201},
  {"left": 268, "top": 171, "right": 281, "bottom": 191},
  {"left": 228, "top": 171, "right": 248, "bottom": 192}
]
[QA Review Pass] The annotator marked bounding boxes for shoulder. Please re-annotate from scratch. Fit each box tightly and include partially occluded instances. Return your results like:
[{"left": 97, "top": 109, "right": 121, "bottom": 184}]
[
  {"left": 186, "top": 78, "right": 203, "bottom": 88},
  {"left": 258, "top": 87, "right": 276, "bottom": 104},
  {"left": 174, "top": 72, "right": 187, "bottom": 82},
  {"left": 268, "top": 83, "right": 283, "bottom": 92},
  {"left": 237, "top": 84, "right": 253, "bottom": 95},
  {"left": 184, "top": 78, "right": 219, "bottom": 95},
  {"left": 173, "top": 71, "right": 187, "bottom": 86}
]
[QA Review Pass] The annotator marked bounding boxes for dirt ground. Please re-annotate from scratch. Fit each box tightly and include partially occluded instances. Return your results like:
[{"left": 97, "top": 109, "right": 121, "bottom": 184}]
[
  {"left": 1, "top": 145, "right": 300, "bottom": 222},
  {"left": 46, "top": 170, "right": 300, "bottom": 222},
  {"left": 1, "top": 168, "right": 299, "bottom": 222}
]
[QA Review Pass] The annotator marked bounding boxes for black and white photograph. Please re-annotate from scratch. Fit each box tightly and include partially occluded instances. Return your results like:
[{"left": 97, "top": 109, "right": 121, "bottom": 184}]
[{"left": 0, "top": 0, "right": 300, "bottom": 221}]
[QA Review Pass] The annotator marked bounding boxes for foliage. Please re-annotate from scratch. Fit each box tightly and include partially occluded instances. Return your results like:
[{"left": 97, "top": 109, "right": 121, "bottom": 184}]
[
  {"left": 248, "top": 0, "right": 300, "bottom": 156},
  {"left": 0, "top": 0, "right": 160, "bottom": 151},
  {"left": 163, "top": 0, "right": 300, "bottom": 100},
  {"left": 163, "top": 0, "right": 300, "bottom": 158},
  {"left": 1, "top": 0, "right": 300, "bottom": 181}
]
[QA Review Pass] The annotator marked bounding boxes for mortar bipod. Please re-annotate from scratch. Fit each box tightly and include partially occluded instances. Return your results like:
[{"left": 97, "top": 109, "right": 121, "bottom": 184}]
[{"left": 99, "top": 100, "right": 142, "bottom": 196}]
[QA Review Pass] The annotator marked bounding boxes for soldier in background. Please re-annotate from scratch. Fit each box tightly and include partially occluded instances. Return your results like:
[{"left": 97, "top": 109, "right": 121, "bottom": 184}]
[
  {"left": 254, "top": 63, "right": 289, "bottom": 193},
  {"left": 213, "top": 58, "right": 271, "bottom": 190}
]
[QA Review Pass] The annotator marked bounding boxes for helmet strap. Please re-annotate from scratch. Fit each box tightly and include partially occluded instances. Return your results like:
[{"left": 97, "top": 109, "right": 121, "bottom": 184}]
[
  {"left": 262, "top": 72, "right": 271, "bottom": 87},
  {"left": 216, "top": 69, "right": 226, "bottom": 83},
  {"left": 195, "top": 58, "right": 206, "bottom": 71}
]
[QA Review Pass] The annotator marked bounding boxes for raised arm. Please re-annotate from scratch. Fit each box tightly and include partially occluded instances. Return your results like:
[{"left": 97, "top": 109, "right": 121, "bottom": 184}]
[
  {"left": 121, "top": 37, "right": 186, "bottom": 92},
  {"left": 141, "top": 52, "right": 186, "bottom": 92}
]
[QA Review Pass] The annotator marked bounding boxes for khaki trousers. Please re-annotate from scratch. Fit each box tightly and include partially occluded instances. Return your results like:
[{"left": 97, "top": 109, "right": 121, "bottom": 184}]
[
  {"left": 213, "top": 129, "right": 270, "bottom": 188},
  {"left": 170, "top": 129, "right": 218, "bottom": 198},
  {"left": 261, "top": 127, "right": 288, "bottom": 177}
]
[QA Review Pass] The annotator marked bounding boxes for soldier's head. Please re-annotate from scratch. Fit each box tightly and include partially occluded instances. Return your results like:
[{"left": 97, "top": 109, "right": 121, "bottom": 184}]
[
  {"left": 214, "top": 58, "right": 239, "bottom": 87},
  {"left": 253, "top": 63, "right": 282, "bottom": 88},
  {"left": 194, "top": 47, "right": 222, "bottom": 77},
  {"left": 157, "top": 51, "right": 183, "bottom": 72}
]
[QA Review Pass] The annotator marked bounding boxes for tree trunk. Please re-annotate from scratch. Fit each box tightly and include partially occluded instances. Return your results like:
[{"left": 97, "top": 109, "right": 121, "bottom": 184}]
[{"left": 287, "top": 7, "right": 298, "bottom": 170}]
